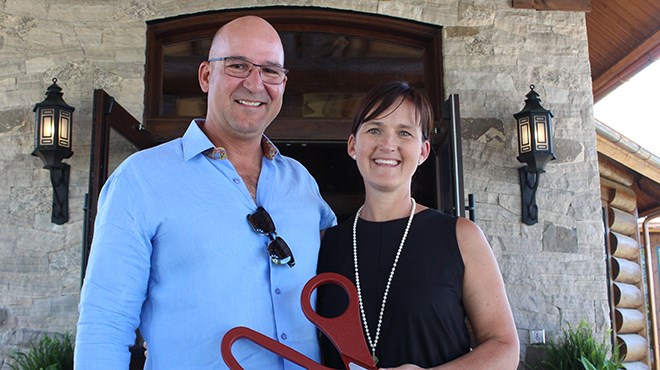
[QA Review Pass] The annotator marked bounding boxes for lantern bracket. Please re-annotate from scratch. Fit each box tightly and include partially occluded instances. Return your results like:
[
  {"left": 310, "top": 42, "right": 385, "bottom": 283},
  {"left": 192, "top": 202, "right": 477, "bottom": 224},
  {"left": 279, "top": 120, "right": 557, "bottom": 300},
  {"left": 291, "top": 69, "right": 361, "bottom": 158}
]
[
  {"left": 49, "top": 163, "right": 70, "bottom": 225},
  {"left": 519, "top": 166, "right": 541, "bottom": 225}
]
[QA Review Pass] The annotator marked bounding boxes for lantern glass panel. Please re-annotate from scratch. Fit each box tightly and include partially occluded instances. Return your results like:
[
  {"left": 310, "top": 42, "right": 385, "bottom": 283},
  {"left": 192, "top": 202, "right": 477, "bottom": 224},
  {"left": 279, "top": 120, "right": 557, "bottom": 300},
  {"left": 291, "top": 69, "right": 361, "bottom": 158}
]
[
  {"left": 40, "top": 109, "right": 55, "bottom": 145},
  {"left": 518, "top": 116, "right": 531, "bottom": 153},
  {"left": 534, "top": 116, "right": 548, "bottom": 150},
  {"left": 59, "top": 111, "right": 71, "bottom": 147}
]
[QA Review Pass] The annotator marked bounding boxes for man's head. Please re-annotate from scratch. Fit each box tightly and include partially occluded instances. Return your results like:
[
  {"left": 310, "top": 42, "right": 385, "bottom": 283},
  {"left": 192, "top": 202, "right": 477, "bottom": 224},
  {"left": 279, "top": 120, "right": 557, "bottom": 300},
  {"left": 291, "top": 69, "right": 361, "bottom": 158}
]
[{"left": 198, "top": 16, "right": 286, "bottom": 145}]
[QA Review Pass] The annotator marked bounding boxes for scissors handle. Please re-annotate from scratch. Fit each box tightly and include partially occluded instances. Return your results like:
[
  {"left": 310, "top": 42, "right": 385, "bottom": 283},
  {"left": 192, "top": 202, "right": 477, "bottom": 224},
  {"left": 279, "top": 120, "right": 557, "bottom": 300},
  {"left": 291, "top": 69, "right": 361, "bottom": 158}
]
[
  {"left": 220, "top": 273, "right": 377, "bottom": 370},
  {"left": 301, "top": 273, "right": 377, "bottom": 370},
  {"left": 221, "top": 326, "right": 334, "bottom": 370}
]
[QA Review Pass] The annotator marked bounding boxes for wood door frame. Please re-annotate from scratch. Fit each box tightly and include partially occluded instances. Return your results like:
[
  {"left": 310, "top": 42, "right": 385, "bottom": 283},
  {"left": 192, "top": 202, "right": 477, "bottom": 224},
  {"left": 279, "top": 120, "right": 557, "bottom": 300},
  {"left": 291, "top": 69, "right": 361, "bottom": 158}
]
[{"left": 82, "top": 90, "right": 161, "bottom": 280}]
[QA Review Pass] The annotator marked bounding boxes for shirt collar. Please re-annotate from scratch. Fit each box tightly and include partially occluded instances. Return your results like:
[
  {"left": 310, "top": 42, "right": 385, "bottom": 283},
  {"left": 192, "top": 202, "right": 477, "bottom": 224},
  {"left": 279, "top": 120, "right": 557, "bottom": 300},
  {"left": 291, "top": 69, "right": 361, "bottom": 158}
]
[{"left": 181, "top": 119, "right": 279, "bottom": 161}]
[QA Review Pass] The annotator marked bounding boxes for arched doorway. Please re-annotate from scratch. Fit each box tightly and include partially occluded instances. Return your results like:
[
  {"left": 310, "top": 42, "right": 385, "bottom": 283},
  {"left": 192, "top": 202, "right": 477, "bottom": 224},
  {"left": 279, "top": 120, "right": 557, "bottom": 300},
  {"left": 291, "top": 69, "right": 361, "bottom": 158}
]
[{"left": 85, "top": 8, "right": 464, "bottom": 367}]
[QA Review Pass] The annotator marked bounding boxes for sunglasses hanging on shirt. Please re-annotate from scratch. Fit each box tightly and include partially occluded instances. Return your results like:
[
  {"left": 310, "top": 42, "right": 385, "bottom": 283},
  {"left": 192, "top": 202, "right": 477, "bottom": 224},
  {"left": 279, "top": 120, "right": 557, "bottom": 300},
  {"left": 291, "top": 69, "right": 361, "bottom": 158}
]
[{"left": 247, "top": 206, "right": 295, "bottom": 267}]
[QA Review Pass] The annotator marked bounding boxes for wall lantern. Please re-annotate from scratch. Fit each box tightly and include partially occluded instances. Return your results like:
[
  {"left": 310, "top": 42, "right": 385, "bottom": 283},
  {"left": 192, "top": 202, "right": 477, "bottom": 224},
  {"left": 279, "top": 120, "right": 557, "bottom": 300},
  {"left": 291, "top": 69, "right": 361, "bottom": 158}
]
[
  {"left": 514, "top": 85, "right": 555, "bottom": 225},
  {"left": 32, "top": 78, "right": 75, "bottom": 225}
]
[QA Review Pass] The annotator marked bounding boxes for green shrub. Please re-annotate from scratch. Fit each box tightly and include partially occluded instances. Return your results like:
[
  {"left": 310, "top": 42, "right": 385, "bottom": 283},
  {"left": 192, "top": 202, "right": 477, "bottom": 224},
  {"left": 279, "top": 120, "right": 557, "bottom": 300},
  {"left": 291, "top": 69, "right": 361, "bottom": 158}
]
[
  {"left": 7, "top": 332, "right": 74, "bottom": 370},
  {"left": 542, "top": 321, "right": 622, "bottom": 370},
  {"left": 580, "top": 354, "right": 622, "bottom": 370}
]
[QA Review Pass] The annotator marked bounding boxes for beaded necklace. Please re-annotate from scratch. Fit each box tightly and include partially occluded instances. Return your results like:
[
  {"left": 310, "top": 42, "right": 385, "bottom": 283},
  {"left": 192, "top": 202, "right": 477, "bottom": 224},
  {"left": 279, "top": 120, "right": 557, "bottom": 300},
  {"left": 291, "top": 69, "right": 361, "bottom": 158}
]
[{"left": 352, "top": 198, "right": 416, "bottom": 365}]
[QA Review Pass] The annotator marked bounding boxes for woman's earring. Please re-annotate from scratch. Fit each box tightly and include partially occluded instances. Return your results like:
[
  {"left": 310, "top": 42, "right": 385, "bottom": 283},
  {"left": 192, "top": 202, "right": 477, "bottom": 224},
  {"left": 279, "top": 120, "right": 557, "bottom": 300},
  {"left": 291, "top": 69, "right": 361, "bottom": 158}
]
[{"left": 352, "top": 154, "right": 357, "bottom": 160}]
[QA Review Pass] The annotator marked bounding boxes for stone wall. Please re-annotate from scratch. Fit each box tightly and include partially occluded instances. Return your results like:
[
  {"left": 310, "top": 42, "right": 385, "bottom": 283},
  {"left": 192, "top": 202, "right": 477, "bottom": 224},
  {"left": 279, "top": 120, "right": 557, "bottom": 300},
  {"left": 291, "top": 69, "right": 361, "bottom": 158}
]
[{"left": 0, "top": 0, "right": 607, "bottom": 363}]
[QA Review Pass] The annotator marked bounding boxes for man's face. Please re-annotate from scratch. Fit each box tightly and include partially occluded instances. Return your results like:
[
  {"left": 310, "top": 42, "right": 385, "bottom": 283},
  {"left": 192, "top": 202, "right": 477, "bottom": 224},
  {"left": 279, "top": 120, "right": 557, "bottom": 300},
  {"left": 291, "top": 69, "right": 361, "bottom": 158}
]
[{"left": 199, "top": 19, "right": 286, "bottom": 142}]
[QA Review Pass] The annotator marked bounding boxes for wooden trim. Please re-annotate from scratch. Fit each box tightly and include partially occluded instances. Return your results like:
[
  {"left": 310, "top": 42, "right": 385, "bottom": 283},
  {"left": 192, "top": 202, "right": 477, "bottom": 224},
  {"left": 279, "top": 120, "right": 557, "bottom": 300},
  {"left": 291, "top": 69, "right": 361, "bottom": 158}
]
[
  {"left": 597, "top": 136, "right": 660, "bottom": 184},
  {"left": 83, "top": 90, "right": 112, "bottom": 279},
  {"left": 83, "top": 90, "right": 147, "bottom": 274},
  {"left": 512, "top": 0, "right": 591, "bottom": 12},
  {"left": 593, "top": 30, "right": 660, "bottom": 102}
]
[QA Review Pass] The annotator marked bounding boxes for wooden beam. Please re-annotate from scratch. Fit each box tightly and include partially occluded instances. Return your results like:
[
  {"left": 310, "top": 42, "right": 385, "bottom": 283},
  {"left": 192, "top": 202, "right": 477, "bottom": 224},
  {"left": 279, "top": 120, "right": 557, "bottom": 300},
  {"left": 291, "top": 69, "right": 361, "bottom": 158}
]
[
  {"left": 513, "top": 0, "right": 591, "bottom": 11},
  {"left": 597, "top": 136, "right": 660, "bottom": 184}
]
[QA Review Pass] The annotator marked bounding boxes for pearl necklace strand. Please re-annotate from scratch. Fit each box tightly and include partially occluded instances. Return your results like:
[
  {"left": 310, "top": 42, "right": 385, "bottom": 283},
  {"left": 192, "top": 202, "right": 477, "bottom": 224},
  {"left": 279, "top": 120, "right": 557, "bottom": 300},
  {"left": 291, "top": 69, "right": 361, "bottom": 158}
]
[{"left": 352, "top": 198, "right": 416, "bottom": 366}]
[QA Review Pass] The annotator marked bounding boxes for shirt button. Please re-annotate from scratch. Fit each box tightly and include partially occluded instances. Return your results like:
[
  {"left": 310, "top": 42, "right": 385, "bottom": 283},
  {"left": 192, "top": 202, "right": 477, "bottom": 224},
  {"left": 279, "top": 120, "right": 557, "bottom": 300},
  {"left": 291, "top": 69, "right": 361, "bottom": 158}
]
[
  {"left": 232, "top": 178, "right": 240, "bottom": 184},
  {"left": 281, "top": 333, "right": 287, "bottom": 340},
  {"left": 275, "top": 288, "right": 281, "bottom": 295}
]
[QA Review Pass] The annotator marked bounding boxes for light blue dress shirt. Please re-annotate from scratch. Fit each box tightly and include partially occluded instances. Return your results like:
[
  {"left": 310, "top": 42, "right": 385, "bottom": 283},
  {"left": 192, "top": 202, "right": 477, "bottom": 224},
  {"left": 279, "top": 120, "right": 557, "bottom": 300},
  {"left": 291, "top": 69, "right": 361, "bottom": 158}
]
[{"left": 75, "top": 120, "right": 337, "bottom": 369}]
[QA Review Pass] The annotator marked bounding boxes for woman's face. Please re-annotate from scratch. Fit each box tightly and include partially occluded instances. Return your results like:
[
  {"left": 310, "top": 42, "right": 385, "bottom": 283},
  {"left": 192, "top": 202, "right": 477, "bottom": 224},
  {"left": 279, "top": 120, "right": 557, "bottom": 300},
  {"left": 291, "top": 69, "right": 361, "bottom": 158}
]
[{"left": 347, "top": 98, "right": 430, "bottom": 195}]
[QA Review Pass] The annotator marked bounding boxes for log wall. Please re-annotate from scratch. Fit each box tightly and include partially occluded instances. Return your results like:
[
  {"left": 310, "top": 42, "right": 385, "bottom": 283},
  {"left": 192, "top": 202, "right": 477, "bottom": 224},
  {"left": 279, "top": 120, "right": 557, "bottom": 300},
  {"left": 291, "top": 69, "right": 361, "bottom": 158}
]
[{"left": 600, "top": 157, "right": 651, "bottom": 369}]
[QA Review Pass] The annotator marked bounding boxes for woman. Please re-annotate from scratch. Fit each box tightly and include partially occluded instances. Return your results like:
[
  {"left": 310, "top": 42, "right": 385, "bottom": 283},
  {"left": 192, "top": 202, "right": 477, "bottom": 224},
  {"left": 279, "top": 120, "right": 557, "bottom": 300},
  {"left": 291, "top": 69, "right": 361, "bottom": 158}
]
[{"left": 316, "top": 81, "right": 519, "bottom": 369}]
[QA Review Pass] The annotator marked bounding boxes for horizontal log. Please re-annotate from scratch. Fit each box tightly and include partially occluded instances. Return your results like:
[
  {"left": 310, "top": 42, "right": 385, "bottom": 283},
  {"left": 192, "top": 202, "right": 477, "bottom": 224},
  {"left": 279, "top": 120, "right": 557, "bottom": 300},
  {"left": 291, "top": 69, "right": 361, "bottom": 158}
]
[
  {"left": 610, "top": 185, "right": 637, "bottom": 213},
  {"left": 612, "top": 282, "right": 643, "bottom": 308},
  {"left": 615, "top": 308, "right": 645, "bottom": 333},
  {"left": 616, "top": 334, "right": 648, "bottom": 362},
  {"left": 600, "top": 178, "right": 615, "bottom": 203},
  {"left": 600, "top": 177, "right": 617, "bottom": 203},
  {"left": 608, "top": 207, "right": 638, "bottom": 236},
  {"left": 609, "top": 231, "right": 640, "bottom": 260},
  {"left": 598, "top": 153, "right": 635, "bottom": 186},
  {"left": 611, "top": 257, "right": 642, "bottom": 284}
]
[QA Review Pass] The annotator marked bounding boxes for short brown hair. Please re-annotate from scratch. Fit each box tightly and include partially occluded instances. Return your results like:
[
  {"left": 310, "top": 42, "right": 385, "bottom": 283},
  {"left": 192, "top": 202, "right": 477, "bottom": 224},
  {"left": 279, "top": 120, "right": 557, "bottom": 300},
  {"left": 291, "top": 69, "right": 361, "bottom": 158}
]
[{"left": 351, "top": 81, "right": 433, "bottom": 140}]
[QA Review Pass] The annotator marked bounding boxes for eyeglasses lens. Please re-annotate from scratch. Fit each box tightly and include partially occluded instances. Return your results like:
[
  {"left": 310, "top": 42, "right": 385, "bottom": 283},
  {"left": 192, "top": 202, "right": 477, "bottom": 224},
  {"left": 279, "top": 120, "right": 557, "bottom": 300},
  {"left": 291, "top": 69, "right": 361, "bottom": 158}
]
[{"left": 224, "top": 58, "right": 287, "bottom": 85}]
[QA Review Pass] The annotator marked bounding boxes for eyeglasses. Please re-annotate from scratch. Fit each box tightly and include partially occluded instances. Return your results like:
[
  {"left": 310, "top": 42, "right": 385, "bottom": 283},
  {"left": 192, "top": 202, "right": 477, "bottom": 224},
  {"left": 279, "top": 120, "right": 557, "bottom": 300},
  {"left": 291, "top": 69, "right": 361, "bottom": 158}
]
[
  {"left": 208, "top": 57, "right": 288, "bottom": 85},
  {"left": 247, "top": 206, "right": 295, "bottom": 267}
]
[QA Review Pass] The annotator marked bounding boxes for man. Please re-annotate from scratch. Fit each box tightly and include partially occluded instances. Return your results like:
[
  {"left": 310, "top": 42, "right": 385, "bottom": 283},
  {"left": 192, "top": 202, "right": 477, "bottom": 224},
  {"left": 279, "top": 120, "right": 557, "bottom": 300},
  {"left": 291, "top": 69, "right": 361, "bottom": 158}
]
[{"left": 75, "top": 16, "right": 336, "bottom": 369}]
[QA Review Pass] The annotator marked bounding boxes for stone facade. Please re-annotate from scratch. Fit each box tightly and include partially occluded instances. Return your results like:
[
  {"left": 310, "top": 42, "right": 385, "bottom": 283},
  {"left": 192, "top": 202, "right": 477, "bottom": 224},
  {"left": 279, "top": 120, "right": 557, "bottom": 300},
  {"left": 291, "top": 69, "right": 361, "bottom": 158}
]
[{"left": 0, "top": 0, "right": 606, "bottom": 364}]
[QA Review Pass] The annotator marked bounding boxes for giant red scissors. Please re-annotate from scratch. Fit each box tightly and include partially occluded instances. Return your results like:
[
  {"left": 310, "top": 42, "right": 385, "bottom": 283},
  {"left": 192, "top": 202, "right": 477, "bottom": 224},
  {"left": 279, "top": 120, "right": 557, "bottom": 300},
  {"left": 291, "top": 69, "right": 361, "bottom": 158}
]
[{"left": 221, "top": 272, "right": 377, "bottom": 370}]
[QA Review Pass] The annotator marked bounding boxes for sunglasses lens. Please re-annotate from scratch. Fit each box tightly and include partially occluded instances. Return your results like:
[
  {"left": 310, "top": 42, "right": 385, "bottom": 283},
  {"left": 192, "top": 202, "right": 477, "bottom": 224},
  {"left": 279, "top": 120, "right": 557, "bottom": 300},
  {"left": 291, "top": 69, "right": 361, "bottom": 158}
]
[
  {"left": 248, "top": 207, "right": 295, "bottom": 268},
  {"left": 248, "top": 207, "right": 275, "bottom": 234},
  {"left": 268, "top": 237, "right": 295, "bottom": 267}
]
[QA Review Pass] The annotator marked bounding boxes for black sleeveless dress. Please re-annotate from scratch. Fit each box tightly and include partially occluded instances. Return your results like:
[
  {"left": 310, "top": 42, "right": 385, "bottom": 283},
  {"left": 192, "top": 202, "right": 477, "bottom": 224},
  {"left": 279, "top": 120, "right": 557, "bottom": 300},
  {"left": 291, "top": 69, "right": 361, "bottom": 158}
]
[{"left": 316, "top": 208, "right": 471, "bottom": 369}]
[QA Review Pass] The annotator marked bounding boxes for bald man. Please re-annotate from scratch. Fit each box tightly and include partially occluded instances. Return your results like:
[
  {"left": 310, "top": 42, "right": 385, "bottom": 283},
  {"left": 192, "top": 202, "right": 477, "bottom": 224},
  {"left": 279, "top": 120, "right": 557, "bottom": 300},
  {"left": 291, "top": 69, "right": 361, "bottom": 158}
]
[{"left": 75, "top": 16, "right": 336, "bottom": 369}]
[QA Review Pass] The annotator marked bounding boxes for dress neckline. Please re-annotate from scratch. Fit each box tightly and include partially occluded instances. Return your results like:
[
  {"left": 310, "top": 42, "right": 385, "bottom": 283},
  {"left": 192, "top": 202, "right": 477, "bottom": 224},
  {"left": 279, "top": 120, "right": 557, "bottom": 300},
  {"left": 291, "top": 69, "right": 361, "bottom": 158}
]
[{"left": 356, "top": 208, "right": 432, "bottom": 225}]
